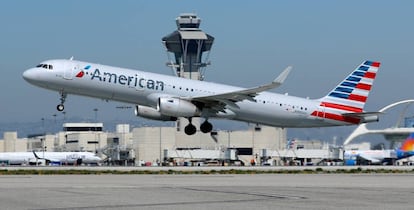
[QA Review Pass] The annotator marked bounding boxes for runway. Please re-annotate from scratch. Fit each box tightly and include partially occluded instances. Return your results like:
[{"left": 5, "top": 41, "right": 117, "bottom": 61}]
[{"left": 0, "top": 173, "right": 413, "bottom": 210}]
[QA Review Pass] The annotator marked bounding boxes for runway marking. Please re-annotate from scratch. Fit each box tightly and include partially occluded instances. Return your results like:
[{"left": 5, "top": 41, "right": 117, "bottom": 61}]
[
  {"left": 30, "top": 186, "right": 307, "bottom": 210},
  {"left": 30, "top": 198, "right": 297, "bottom": 210},
  {"left": 175, "top": 187, "right": 307, "bottom": 200}
]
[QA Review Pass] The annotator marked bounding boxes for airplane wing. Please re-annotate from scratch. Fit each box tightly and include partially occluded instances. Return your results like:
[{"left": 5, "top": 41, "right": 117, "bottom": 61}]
[
  {"left": 33, "top": 151, "right": 42, "bottom": 159},
  {"left": 190, "top": 66, "right": 292, "bottom": 110},
  {"left": 32, "top": 151, "right": 60, "bottom": 163},
  {"left": 358, "top": 153, "right": 381, "bottom": 164}
]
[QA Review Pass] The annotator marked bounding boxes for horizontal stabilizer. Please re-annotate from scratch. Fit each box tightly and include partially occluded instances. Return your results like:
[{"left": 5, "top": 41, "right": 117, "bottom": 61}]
[{"left": 342, "top": 112, "right": 382, "bottom": 123}]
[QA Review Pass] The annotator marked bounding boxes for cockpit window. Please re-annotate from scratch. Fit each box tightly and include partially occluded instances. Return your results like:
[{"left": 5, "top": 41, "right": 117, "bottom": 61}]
[{"left": 36, "top": 63, "right": 53, "bottom": 70}]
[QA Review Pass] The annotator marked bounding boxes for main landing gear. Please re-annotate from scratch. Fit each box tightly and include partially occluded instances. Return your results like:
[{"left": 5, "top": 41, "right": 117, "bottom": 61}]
[
  {"left": 57, "top": 91, "right": 67, "bottom": 112},
  {"left": 200, "top": 120, "right": 213, "bottom": 133},
  {"left": 184, "top": 118, "right": 213, "bottom": 135},
  {"left": 184, "top": 118, "right": 197, "bottom": 135}
]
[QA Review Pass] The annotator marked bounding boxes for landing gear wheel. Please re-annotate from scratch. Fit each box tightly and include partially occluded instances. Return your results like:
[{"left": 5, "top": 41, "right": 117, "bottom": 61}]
[
  {"left": 184, "top": 124, "right": 197, "bottom": 135},
  {"left": 200, "top": 120, "right": 213, "bottom": 133},
  {"left": 57, "top": 91, "right": 67, "bottom": 112},
  {"left": 57, "top": 104, "right": 65, "bottom": 112}
]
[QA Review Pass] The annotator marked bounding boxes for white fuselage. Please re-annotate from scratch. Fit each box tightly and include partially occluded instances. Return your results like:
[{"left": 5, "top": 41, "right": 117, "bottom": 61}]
[
  {"left": 0, "top": 152, "right": 102, "bottom": 165},
  {"left": 22, "top": 59, "right": 360, "bottom": 128}
]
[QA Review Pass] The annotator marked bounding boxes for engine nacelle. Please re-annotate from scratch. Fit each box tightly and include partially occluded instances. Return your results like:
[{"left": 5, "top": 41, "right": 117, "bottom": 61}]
[
  {"left": 135, "top": 105, "right": 177, "bottom": 121},
  {"left": 158, "top": 98, "right": 201, "bottom": 117}
]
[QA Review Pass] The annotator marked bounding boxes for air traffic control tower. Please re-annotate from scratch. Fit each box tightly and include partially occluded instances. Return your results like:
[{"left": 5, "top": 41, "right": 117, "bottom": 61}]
[
  {"left": 162, "top": 13, "right": 215, "bottom": 134},
  {"left": 162, "top": 13, "right": 214, "bottom": 80}
]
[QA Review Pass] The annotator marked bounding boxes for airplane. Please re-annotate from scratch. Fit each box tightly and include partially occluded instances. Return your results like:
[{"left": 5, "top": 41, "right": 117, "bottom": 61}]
[
  {"left": 23, "top": 59, "right": 381, "bottom": 135},
  {"left": 344, "top": 133, "right": 414, "bottom": 165},
  {"left": 0, "top": 151, "right": 102, "bottom": 166}
]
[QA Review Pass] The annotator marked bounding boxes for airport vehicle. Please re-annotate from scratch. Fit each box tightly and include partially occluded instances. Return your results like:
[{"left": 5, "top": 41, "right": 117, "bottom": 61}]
[
  {"left": 0, "top": 151, "right": 102, "bottom": 165},
  {"left": 23, "top": 59, "right": 381, "bottom": 135},
  {"left": 344, "top": 133, "right": 414, "bottom": 165}
]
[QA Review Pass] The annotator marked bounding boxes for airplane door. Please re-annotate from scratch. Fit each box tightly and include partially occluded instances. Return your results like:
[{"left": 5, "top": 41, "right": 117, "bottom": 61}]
[{"left": 63, "top": 64, "right": 78, "bottom": 80}]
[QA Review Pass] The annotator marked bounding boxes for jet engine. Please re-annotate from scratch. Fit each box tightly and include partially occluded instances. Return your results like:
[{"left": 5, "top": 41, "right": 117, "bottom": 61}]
[
  {"left": 135, "top": 105, "right": 177, "bottom": 121},
  {"left": 158, "top": 98, "right": 201, "bottom": 117}
]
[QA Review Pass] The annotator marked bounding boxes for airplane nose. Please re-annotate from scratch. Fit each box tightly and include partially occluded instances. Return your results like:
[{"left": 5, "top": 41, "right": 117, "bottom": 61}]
[{"left": 22, "top": 68, "right": 38, "bottom": 83}]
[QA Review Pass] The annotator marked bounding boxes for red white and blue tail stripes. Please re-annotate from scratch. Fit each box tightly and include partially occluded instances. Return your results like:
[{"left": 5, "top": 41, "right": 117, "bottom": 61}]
[{"left": 313, "top": 61, "right": 380, "bottom": 124}]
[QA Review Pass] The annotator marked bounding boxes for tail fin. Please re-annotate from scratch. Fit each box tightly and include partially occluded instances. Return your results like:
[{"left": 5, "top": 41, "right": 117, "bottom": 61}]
[
  {"left": 319, "top": 61, "right": 380, "bottom": 113},
  {"left": 397, "top": 133, "right": 414, "bottom": 159},
  {"left": 400, "top": 133, "right": 414, "bottom": 152}
]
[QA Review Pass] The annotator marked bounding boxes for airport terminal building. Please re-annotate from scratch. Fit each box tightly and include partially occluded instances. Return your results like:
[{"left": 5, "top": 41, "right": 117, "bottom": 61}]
[{"left": 0, "top": 122, "right": 350, "bottom": 166}]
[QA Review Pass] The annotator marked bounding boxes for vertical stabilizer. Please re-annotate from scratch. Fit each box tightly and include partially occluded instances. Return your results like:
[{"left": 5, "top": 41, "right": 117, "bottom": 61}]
[
  {"left": 400, "top": 133, "right": 414, "bottom": 151},
  {"left": 312, "top": 61, "right": 381, "bottom": 124},
  {"left": 397, "top": 133, "right": 414, "bottom": 159},
  {"left": 319, "top": 61, "right": 380, "bottom": 113}
]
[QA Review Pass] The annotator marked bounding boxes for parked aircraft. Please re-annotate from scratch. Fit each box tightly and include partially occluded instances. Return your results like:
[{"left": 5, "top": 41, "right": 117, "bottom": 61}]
[
  {"left": 23, "top": 59, "right": 381, "bottom": 135},
  {"left": 344, "top": 133, "right": 414, "bottom": 165},
  {"left": 0, "top": 151, "right": 102, "bottom": 165}
]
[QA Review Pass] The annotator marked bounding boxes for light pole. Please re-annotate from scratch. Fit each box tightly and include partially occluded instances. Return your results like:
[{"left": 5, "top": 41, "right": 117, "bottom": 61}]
[
  {"left": 62, "top": 111, "right": 66, "bottom": 122},
  {"left": 52, "top": 114, "right": 57, "bottom": 132},
  {"left": 41, "top": 117, "right": 45, "bottom": 133},
  {"left": 159, "top": 127, "right": 162, "bottom": 166},
  {"left": 227, "top": 130, "right": 231, "bottom": 148},
  {"left": 93, "top": 108, "right": 98, "bottom": 122}
]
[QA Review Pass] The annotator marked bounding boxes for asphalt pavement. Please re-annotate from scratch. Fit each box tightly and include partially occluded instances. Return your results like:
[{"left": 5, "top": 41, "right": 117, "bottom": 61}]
[{"left": 0, "top": 172, "right": 413, "bottom": 210}]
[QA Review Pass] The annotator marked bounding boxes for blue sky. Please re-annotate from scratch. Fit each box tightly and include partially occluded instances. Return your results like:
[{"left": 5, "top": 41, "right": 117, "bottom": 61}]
[{"left": 1, "top": 1, "right": 414, "bottom": 141}]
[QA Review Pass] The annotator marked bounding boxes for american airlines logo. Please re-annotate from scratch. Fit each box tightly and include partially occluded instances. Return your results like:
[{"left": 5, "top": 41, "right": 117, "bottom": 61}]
[
  {"left": 75, "top": 65, "right": 90, "bottom": 78},
  {"left": 76, "top": 65, "right": 165, "bottom": 91}
]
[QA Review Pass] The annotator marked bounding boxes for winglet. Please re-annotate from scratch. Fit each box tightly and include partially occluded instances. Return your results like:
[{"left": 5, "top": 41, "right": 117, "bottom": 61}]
[
  {"left": 273, "top": 66, "right": 292, "bottom": 85},
  {"left": 33, "top": 151, "right": 41, "bottom": 159}
]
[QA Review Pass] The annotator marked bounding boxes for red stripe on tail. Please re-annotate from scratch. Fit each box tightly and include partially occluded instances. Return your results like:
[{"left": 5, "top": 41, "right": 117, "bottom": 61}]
[
  {"left": 356, "top": 83, "right": 371, "bottom": 91},
  {"left": 364, "top": 72, "right": 376, "bottom": 79},
  {"left": 348, "top": 94, "right": 367, "bottom": 102},
  {"left": 321, "top": 102, "right": 363, "bottom": 112},
  {"left": 371, "top": 62, "right": 380, "bottom": 67}
]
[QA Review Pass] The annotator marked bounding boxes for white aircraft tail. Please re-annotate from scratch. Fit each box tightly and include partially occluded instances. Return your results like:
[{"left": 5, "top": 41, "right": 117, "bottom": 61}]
[{"left": 316, "top": 61, "right": 381, "bottom": 123}]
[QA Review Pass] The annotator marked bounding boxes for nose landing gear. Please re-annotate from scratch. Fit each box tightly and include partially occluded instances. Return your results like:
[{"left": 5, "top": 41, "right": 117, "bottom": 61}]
[{"left": 57, "top": 91, "right": 67, "bottom": 112}]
